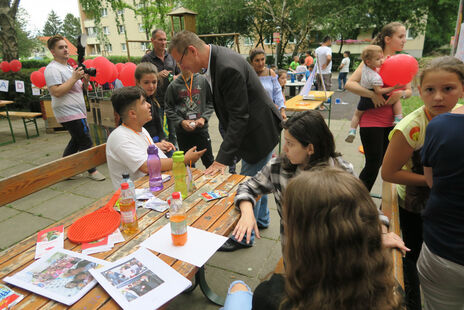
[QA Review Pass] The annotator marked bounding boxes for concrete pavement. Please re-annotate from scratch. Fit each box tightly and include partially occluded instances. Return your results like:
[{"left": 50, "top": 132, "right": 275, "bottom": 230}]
[{"left": 0, "top": 87, "right": 384, "bottom": 308}]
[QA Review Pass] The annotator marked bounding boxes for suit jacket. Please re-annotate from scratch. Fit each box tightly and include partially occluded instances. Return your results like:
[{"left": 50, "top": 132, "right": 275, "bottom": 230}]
[{"left": 209, "top": 45, "right": 282, "bottom": 165}]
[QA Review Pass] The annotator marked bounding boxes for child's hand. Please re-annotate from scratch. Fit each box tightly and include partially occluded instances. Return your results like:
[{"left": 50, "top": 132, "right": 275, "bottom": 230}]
[
  {"left": 181, "top": 120, "right": 195, "bottom": 132},
  {"left": 392, "top": 83, "right": 406, "bottom": 90}
]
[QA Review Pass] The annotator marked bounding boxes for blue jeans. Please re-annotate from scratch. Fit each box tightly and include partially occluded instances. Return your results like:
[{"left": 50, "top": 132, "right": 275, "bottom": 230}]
[
  {"left": 221, "top": 280, "right": 252, "bottom": 310},
  {"left": 232, "top": 151, "right": 272, "bottom": 245},
  {"left": 338, "top": 72, "right": 347, "bottom": 89}
]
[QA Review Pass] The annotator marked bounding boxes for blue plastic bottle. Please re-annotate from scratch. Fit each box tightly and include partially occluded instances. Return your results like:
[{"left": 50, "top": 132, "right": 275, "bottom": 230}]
[{"left": 147, "top": 145, "right": 163, "bottom": 192}]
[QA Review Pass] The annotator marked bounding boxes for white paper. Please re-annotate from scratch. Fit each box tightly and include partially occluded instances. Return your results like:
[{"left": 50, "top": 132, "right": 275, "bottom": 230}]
[
  {"left": 32, "top": 87, "right": 41, "bottom": 96},
  {"left": 140, "top": 224, "right": 228, "bottom": 267},
  {"left": 4, "top": 249, "right": 107, "bottom": 306},
  {"left": 162, "top": 174, "right": 171, "bottom": 182},
  {"left": 109, "top": 228, "right": 125, "bottom": 245},
  {"left": 15, "top": 80, "right": 25, "bottom": 93},
  {"left": 89, "top": 248, "right": 191, "bottom": 310},
  {"left": 144, "top": 196, "right": 169, "bottom": 212},
  {"left": 35, "top": 225, "right": 64, "bottom": 260},
  {"left": 0, "top": 80, "right": 9, "bottom": 92}
]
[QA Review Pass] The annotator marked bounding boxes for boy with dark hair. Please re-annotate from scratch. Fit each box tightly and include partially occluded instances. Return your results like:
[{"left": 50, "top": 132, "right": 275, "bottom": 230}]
[{"left": 338, "top": 50, "right": 351, "bottom": 91}]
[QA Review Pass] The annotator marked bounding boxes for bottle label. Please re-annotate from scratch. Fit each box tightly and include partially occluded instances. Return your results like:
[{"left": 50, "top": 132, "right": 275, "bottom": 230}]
[
  {"left": 121, "top": 210, "right": 135, "bottom": 224},
  {"left": 170, "top": 218, "right": 187, "bottom": 235}
]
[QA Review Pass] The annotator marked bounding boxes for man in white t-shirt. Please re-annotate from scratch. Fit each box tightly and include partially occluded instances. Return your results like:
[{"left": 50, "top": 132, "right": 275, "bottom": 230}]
[
  {"left": 107, "top": 87, "right": 205, "bottom": 189},
  {"left": 315, "top": 36, "right": 333, "bottom": 91},
  {"left": 44, "top": 35, "right": 105, "bottom": 181}
]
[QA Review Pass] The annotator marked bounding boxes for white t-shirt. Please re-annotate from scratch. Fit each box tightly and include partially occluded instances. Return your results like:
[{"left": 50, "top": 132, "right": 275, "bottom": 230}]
[
  {"left": 44, "top": 60, "right": 87, "bottom": 123},
  {"left": 106, "top": 126, "right": 167, "bottom": 189},
  {"left": 360, "top": 65, "right": 384, "bottom": 89},
  {"left": 340, "top": 57, "right": 350, "bottom": 73},
  {"left": 315, "top": 45, "right": 332, "bottom": 74}
]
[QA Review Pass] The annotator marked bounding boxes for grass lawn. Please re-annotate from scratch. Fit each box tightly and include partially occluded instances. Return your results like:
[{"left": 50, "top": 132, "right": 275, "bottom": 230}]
[{"left": 401, "top": 96, "right": 463, "bottom": 116}]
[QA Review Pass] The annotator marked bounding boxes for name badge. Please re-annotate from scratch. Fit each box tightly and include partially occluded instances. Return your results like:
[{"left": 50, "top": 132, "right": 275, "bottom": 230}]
[{"left": 187, "top": 112, "right": 199, "bottom": 120}]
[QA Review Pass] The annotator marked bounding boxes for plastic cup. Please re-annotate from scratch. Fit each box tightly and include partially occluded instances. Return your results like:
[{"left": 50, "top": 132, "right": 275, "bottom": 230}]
[{"left": 335, "top": 98, "right": 341, "bottom": 104}]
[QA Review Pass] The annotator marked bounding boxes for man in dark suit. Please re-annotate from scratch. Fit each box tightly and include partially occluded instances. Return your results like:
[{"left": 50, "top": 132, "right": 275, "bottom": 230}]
[{"left": 169, "top": 31, "right": 282, "bottom": 251}]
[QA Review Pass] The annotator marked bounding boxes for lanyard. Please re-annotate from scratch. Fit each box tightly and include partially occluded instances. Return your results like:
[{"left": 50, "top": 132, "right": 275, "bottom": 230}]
[
  {"left": 183, "top": 73, "right": 194, "bottom": 103},
  {"left": 423, "top": 107, "right": 433, "bottom": 121},
  {"left": 122, "top": 124, "right": 152, "bottom": 146}
]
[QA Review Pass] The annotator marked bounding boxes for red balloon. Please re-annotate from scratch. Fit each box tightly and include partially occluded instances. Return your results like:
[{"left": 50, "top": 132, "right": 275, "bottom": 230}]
[
  {"left": 94, "top": 57, "right": 113, "bottom": 84},
  {"left": 88, "top": 84, "right": 93, "bottom": 91},
  {"left": 30, "top": 71, "right": 46, "bottom": 88},
  {"left": 9, "top": 60, "right": 22, "bottom": 72},
  {"left": 83, "top": 59, "right": 94, "bottom": 69},
  {"left": 67, "top": 58, "right": 77, "bottom": 66},
  {"left": 115, "top": 63, "right": 125, "bottom": 73},
  {"left": 119, "top": 62, "right": 137, "bottom": 86},
  {"left": 39, "top": 66, "right": 46, "bottom": 73},
  {"left": 379, "top": 54, "right": 419, "bottom": 86},
  {"left": 107, "top": 63, "right": 118, "bottom": 83},
  {"left": 1, "top": 61, "right": 10, "bottom": 73}
]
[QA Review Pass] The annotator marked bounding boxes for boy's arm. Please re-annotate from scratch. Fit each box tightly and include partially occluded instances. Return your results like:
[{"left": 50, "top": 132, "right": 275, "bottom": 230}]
[{"left": 372, "top": 84, "right": 403, "bottom": 95}]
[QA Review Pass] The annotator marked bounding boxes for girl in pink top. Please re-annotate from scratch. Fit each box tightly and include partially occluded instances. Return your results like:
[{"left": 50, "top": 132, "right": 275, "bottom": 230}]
[{"left": 345, "top": 22, "right": 412, "bottom": 192}]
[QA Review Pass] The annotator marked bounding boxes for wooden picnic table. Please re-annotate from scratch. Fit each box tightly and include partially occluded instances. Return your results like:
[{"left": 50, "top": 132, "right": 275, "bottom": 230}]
[
  {"left": 0, "top": 170, "right": 246, "bottom": 309},
  {"left": 285, "top": 91, "right": 335, "bottom": 127},
  {"left": 0, "top": 100, "right": 15, "bottom": 145}
]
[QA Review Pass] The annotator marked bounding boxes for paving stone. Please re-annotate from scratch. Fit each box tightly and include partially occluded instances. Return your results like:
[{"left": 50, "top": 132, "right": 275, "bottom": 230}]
[
  {"left": 0, "top": 206, "right": 20, "bottom": 222},
  {"left": 0, "top": 162, "right": 36, "bottom": 178},
  {"left": 10, "top": 187, "right": 62, "bottom": 211},
  {"left": 27, "top": 193, "right": 95, "bottom": 221},
  {"left": 70, "top": 178, "right": 115, "bottom": 199},
  {"left": 0, "top": 212, "right": 54, "bottom": 250}
]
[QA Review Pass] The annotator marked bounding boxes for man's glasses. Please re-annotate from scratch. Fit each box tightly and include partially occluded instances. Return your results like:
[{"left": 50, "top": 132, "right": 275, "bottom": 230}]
[{"left": 179, "top": 46, "right": 188, "bottom": 65}]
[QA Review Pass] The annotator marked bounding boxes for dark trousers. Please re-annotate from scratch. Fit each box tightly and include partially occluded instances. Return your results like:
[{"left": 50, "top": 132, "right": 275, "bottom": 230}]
[
  {"left": 159, "top": 106, "right": 177, "bottom": 147},
  {"left": 398, "top": 203, "right": 423, "bottom": 310},
  {"left": 218, "top": 123, "right": 240, "bottom": 174},
  {"left": 176, "top": 128, "right": 214, "bottom": 169},
  {"left": 61, "top": 118, "right": 96, "bottom": 174},
  {"left": 359, "top": 126, "right": 393, "bottom": 191},
  {"left": 338, "top": 72, "right": 348, "bottom": 89}
]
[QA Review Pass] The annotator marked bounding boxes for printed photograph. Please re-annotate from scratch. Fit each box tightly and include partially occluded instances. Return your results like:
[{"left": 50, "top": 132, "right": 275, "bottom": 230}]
[{"left": 102, "top": 258, "right": 164, "bottom": 302}]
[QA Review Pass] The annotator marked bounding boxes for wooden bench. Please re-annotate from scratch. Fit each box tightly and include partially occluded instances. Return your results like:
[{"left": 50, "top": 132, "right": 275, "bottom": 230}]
[
  {"left": 273, "top": 181, "right": 404, "bottom": 289},
  {"left": 0, "top": 111, "right": 42, "bottom": 139},
  {"left": 0, "top": 143, "right": 106, "bottom": 207}
]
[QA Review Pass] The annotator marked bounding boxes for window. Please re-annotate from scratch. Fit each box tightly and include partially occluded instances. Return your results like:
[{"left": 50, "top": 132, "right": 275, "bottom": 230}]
[
  {"left": 138, "top": 23, "right": 144, "bottom": 32},
  {"left": 244, "top": 37, "right": 253, "bottom": 46},
  {"left": 105, "top": 44, "right": 112, "bottom": 52},
  {"left": 86, "top": 27, "right": 96, "bottom": 37},
  {"left": 118, "top": 25, "right": 125, "bottom": 34},
  {"left": 117, "top": 9, "right": 123, "bottom": 15},
  {"left": 407, "top": 28, "right": 416, "bottom": 40},
  {"left": 264, "top": 35, "right": 272, "bottom": 45},
  {"left": 101, "top": 8, "right": 107, "bottom": 17},
  {"left": 141, "top": 42, "right": 148, "bottom": 51},
  {"left": 103, "top": 26, "right": 110, "bottom": 35},
  {"left": 90, "top": 44, "right": 101, "bottom": 55},
  {"left": 121, "top": 43, "right": 127, "bottom": 52},
  {"left": 136, "top": 3, "right": 144, "bottom": 9}
]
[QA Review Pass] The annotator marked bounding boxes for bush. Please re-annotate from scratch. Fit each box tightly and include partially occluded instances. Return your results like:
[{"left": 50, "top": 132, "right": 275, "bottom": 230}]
[
  {"left": 21, "top": 59, "right": 53, "bottom": 69},
  {"left": 0, "top": 69, "right": 42, "bottom": 112}
]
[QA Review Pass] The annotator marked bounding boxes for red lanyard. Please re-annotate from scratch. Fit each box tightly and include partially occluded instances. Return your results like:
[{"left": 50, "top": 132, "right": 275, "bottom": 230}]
[
  {"left": 183, "top": 73, "right": 193, "bottom": 103},
  {"left": 122, "top": 124, "right": 152, "bottom": 146},
  {"left": 423, "top": 107, "right": 433, "bottom": 121}
]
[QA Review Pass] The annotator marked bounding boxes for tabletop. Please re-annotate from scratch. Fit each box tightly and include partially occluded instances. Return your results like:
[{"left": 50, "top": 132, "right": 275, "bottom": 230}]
[
  {"left": 285, "top": 91, "right": 335, "bottom": 112},
  {"left": 0, "top": 100, "right": 14, "bottom": 107},
  {"left": 0, "top": 170, "right": 245, "bottom": 309}
]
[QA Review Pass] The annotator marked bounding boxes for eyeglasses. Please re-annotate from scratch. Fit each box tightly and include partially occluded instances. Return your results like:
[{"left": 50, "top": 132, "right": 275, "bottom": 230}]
[{"left": 179, "top": 46, "right": 188, "bottom": 66}]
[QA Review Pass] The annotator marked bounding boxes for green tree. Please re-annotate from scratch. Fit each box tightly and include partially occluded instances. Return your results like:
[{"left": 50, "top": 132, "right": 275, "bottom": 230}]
[
  {"left": 131, "top": 0, "right": 172, "bottom": 40},
  {"left": 0, "top": 0, "right": 20, "bottom": 61},
  {"left": 42, "top": 10, "right": 63, "bottom": 36},
  {"left": 15, "top": 8, "right": 40, "bottom": 58},
  {"left": 62, "top": 13, "right": 82, "bottom": 46},
  {"left": 423, "top": 0, "right": 459, "bottom": 55}
]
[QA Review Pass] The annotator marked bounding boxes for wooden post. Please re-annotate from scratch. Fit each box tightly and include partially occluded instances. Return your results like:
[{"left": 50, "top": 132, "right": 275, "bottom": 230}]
[
  {"left": 126, "top": 40, "right": 131, "bottom": 61},
  {"left": 170, "top": 16, "right": 175, "bottom": 37}
]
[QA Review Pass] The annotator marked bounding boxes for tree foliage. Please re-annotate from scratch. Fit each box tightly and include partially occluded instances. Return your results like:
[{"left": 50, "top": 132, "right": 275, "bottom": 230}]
[
  {"left": 131, "top": 0, "right": 172, "bottom": 40},
  {"left": 42, "top": 10, "right": 63, "bottom": 36},
  {"left": 423, "top": 0, "right": 459, "bottom": 55},
  {"left": 62, "top": 13, "right": 82, "bottom": 46}
]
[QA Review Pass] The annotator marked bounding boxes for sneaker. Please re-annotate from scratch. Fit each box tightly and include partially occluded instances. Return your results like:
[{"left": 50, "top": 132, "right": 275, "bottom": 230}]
[
  {"left": 68, "top": 173, "right": 84, "bottom": 180},
  {"left": 394, "top": 116, "right": 403, "bottom": 125},
  {"left": 345, "top": 129, "right": 356, "bottom": 143},
  {"left": 337, "top": 88, "right": 343, "bottom": 91},
  {"left": 88, "top": 170, "right": 106, "bottom": 181}
]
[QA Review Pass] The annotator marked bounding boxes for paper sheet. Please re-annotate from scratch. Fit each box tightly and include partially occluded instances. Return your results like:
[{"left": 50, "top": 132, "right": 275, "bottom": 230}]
[
  {"left": 140, "top": 224, "right": 228, "bottom": 267},
  {"left": 35, "top": 225, "right": 64, "bottom": 259},
  {"left": 89, "top": 248, "right": 191, "bottom": 310}
]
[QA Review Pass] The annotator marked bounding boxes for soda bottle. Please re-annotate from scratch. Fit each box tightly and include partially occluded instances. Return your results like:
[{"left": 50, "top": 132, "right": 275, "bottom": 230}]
[
  {"left": 147, "top": 145, "right": 163, "bottom": 192},
  {"left": 170, "top": 192, "right": 187, "bottom": 246},
  {"left": 121, "top": 173, "right": 135, "bottom": 198},
  {"left": 119, "top": 182, "right": 138, "bottom": 234},
  {"left": 172, "top": 151, "right": 187, "bottom": 199}
]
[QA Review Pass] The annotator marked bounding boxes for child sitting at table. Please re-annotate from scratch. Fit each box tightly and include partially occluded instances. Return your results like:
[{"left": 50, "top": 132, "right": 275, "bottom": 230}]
[
  {"left": 345, "top": 45, "right": 404, "bottom": 143},
  {"left": 221, "top": 167, "right": 403, "bottom": 310}
]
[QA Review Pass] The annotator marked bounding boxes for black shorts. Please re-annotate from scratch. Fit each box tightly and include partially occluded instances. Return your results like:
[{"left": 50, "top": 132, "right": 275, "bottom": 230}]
[{"left": 357, "top": 94, "right": 389, "bottom": 111}]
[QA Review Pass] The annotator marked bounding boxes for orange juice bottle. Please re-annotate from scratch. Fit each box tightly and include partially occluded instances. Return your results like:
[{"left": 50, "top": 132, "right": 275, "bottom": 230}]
[
  {"left": 169, "top": 192, "right": 187, "bottom": 246},
  {"left": 120, "top": 182, "right": 138, "bottom": 234}
]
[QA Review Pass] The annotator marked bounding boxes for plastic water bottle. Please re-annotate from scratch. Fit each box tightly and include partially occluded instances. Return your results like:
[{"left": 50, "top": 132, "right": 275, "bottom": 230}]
[
  {"left": 121, "top": 173, "right": 135, "bottom": 198},
  {"left": 147, "top": 145, "right": 163, "bottom": 192},
  {"left": 172, "top": 151, "right": 187, "bottom": 199},
  {"left": 120, "top": 182, "right": 138, "bottom": 234},
  {"left": 170, "top": 192, "right": 187, "bottom": 246}
]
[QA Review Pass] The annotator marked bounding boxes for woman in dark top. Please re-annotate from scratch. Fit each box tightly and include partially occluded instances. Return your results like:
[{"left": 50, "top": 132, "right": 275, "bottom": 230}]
[
  {"left": 222, "top": 167, "right": 402, "bottom": 310},
  {"left": 135, "top": 62, "right": 175, "bottom": 156}
]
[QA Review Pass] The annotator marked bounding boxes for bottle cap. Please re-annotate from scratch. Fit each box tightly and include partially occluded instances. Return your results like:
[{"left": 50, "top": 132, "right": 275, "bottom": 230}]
[
  {"left": 122, "top": 173, "right": 129, "bottom": 179},
  {"left": 172, "top": 151, "right": 185, "bottom": 162},
  {"left": 172, "top": 192, "right": 181, "bottom": 199},
  {"left": 147, "top": 145, "right": 158, "bottom": 155},
  {"left": 121, "top": 182, "right": 129, "bottom": 190}
]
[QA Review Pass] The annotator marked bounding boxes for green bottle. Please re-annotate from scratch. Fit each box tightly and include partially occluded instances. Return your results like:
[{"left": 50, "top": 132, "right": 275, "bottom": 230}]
[{"left": 172, "top": 151, "right": 187, "bottom": 199}]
